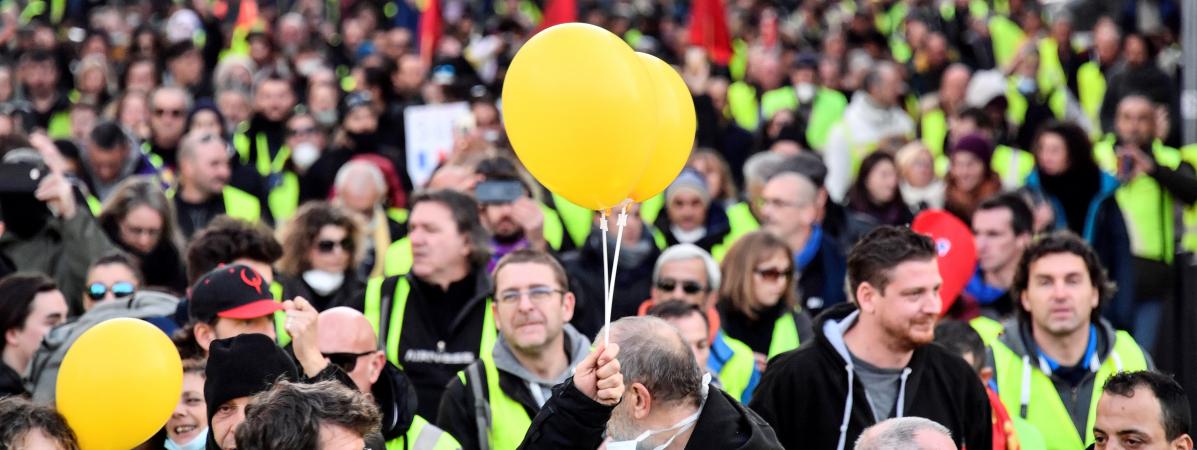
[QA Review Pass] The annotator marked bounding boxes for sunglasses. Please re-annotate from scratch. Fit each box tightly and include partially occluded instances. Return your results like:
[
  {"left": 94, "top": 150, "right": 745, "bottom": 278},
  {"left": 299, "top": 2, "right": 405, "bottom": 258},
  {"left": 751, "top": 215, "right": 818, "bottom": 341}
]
[
  {"left": 656, "top": 278, "right": 706, "bottom": 295},
  {"left": 316, "top": 238, "right": 353, "bottom": 253},
  {"left": 153, "top": 108, "right": 184, "bottom": 118},
  {"left": 87, "top": 281, "right": 135, "bottom": 301},
  {"left": 754, "top": 267, "right": 791, "bottom": 282},
  {"left": 323, "top": 351, "right": 374, "bottom": 373}
]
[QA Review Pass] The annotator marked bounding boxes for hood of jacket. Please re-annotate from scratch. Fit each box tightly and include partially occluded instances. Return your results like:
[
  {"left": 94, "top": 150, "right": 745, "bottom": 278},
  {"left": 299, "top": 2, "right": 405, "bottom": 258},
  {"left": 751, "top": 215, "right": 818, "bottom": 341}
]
[
  {"left": 998, "top": 317, "right": 1120, "bottom": 367},
  {"left": 492, "top": 324, "right": 592, "bottom": 404},
  {"left": 685, "top": 386, "right": 783, "bottom": 450},
  {"left": 372, "top": 362, "right": 419, "bottom": 441}
]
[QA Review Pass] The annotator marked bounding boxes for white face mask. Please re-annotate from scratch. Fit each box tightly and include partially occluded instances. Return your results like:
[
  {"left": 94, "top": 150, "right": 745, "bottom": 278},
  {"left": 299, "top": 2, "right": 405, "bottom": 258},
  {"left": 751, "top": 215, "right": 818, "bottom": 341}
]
[
  {"left": 796, "top": 82, "right": 817, "bottom": 103},
  {"left": 607, "top": 374, "right": 711, "bottom": 450},
  {"left": 291, "top": 142, "right": 320, "bottom": 172},
  {"left": 303, "top": 270, "right": 344, "bottom": 296},
  {"left": 165, "top": 427, "right": 208, "bottom": 450}
]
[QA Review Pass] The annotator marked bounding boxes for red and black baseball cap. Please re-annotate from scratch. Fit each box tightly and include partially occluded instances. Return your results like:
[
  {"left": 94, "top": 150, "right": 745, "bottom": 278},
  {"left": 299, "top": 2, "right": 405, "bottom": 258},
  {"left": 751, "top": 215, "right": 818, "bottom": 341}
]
[{"left": 188, "top": 264, "right": 282, "bottom": 323}]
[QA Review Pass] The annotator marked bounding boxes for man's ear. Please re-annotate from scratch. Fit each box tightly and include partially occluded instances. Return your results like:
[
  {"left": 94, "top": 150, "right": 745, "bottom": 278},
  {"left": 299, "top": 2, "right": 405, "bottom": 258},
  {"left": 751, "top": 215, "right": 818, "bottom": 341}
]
[
  {"left": 195, "top": 322, "right": 216, "bottom": 354},
  {"left": 562, "top": 292, "right": 576, "bottom": 323},
  {"left": 856, "top": 282, "right": 878, "bottom": 314},
  {"left": 367, "top": 351, "right": 387, "bottom": 385},
  {"left": 630, "top": 383, "right": 652, "bottom": 420},
  {"left": 1171, "top": 434, "right": 1193, "bottom": 450}
]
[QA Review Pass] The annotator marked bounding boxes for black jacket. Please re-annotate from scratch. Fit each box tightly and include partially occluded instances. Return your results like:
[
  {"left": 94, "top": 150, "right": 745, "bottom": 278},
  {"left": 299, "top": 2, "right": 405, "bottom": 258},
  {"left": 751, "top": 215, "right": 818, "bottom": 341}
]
[
  {"left": 748, "top": 303, "right": 992, "bottom": 450},
  {"left": 435, "top": 356, "right": 540, "bottom": 450},
  {"left": 0, "top": 362, "right": 25, "bottom": 398},
  {"left": 518, "top": 378, "right": 782, "bottom": 450},
  {"left": 796, "top": 231, "right": 848, "bottom": 317},
  {"left": 278, "top": 272, "right": 365, "bottom": 312},
  {"left": 373, "top": 362, "right": 420, "bottom": 442},
  {"left": 561, "top": 227, "right": 660, "bottom": 339}
]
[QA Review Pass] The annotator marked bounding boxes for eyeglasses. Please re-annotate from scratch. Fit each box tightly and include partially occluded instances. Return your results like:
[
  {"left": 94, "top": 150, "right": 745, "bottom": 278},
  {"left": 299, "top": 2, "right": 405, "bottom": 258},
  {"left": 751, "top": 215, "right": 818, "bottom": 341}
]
[
  {"left": 322, "top": 351, "right": 374, "bottom": 373},
  {"left": 153, "top": 108, "right": 184, "bottom": 118},
  {"left": 497, "top": 287, "right": 563, "bottom": 305},
  {"left": 754, "top": 267, "right": 791, "bottom": 282},
  {"left": 288, "top": 126, "right": 319, "bottom": 137},
  {"left": 316, "top": 238, "right": 353, "bottom": 253},
  {"left": 655, "top": 278, "right": 706, "bottom": 295},
  {"left": 87, "top": 281, "right": 135, "bottom": 301}
]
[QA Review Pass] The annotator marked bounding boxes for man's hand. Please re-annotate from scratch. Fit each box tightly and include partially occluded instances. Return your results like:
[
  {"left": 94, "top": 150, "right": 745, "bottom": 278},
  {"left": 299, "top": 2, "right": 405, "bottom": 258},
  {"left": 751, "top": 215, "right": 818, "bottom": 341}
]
[
  {"left": 35, "top": 172, "right": 77, "bottom": 219},
  {"left": 513, "top": 197, "right": 546, "bottom": 250},
  {"left": 283, "top": 297, "right": 328, "bottom": 377},
  {"left": 574, "top": 342, "right": 623, "bottom": 406},
  {"left": 1116, "top": 144, "right": 1155, "bottom": 179}
]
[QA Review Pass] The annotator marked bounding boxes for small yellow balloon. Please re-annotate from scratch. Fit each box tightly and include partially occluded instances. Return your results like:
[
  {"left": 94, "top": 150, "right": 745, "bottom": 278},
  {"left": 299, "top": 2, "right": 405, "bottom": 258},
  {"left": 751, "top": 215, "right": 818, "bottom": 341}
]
[
  {"left": 629, "top": 53, "right": 697, "bottom": 202},
  {"left": 503, "top": 23, "right": 657, "bottom": 210},
  {"left": 57, "top": 318, "right": 183, "bottom": 450}
]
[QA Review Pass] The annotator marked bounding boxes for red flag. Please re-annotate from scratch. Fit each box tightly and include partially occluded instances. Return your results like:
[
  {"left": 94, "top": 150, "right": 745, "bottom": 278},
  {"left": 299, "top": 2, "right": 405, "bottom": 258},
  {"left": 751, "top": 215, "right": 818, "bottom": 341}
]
[
  {"left": 537, "top": 0, "right": 577, "bottom": 33},
  {"left": 911, "top": 210, "right": 977, "bottom": 316},
  {"left": 688, "top": 0, "right": 732, "bottom": 64},
  {"left": 419, "top": 0, "right": 442, "bottom": 67}
]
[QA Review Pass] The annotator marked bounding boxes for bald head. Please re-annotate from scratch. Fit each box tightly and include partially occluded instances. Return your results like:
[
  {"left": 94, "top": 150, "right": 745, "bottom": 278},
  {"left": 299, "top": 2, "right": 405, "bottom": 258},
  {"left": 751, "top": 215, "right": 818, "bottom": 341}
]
[
  {"left": 317, "top": 307, "right": 377, "bottom": 353},
  {"left": 855, "top": 417, "right": 955, "bottom": 450}
]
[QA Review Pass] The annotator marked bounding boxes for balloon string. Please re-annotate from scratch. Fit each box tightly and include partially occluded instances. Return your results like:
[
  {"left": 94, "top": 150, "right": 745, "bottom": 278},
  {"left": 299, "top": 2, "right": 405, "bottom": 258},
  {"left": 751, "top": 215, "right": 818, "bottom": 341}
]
[
  {"left": 605, "top": 203, "right": 629, "bottom": 347},
  {"left": 600, "top": 210, "right": 610, "bottom": 346}
]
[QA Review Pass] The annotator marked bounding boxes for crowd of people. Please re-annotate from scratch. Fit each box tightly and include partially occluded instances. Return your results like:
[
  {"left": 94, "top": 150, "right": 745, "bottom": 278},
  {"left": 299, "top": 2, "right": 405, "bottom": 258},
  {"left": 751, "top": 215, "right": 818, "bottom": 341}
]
[{"left": 0, "top": 0, "right": 1193, "bottom": 448}]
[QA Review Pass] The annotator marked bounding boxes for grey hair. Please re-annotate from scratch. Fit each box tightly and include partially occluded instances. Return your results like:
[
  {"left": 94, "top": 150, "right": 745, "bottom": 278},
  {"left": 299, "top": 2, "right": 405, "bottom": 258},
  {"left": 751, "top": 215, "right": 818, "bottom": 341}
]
[
  {"left": 854, "top": 417, "right": 953, "bottom": 450},
  {"left": 742, "top": 151, "right": 786, "bottom": 189},
  {"left": 601, "top": 316, "right": 703, "bottom": 408},
  {"left": 334, "top": 160, "right": 388, "bottom": 197},
  {"left": 653, "top": 244, "right": 721, "bottom": 290},
  {"left": 150, "top": 85, "right": 193, "bottom": 112}
]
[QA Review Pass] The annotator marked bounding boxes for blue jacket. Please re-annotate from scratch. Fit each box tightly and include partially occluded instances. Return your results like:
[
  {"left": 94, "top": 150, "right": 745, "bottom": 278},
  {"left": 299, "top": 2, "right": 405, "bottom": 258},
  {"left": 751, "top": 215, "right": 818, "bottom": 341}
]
[{"left": 1026, "top": 171, "right": 1136, "bottom": 329}]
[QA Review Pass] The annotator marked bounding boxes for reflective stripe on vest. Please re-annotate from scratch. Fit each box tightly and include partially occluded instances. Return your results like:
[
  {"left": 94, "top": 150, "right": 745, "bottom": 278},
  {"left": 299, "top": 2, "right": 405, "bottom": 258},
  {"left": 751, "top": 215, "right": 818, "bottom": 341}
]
[
  {"left": 992, "top": 331, "right": 1148, "bottom": 450},
  {"left": 268, "top": 171, "right": 300, "bottom": 223},
  {"left": 1077, "top": 61, "right": 1106, "bottom": 129},
  {"left": 968, "top": 316, "right": 1004, "bottom": 347},
  {"left": 992, "top": 145, "right": 1036, "bottom": 189},
  {"left": 710, "top": 202, "right": 761, "bottom": 261},
  {"left": 387, "top": 415, "right": 462, "bottom": 450},
  {"left": 234, "top": 132, "right": 290, "bottom": 177},
  {"left": 222, "top": 186, "right": 262, "bottom": 222},
  {"left": 364, "top": 276, "right": 497, "bottom": 367},
  {"left": 387, "top": 208, "right": 410, "bottom": 225},
  {"left": 1005, "top": 81, "right": 1068, "bottom": 127},
  {"left": 990, "top": 16, "right": 1026, "bottom": 68},
  {"left": 807, "top": 89, "right": 849, "bottom": 151},
  {"left": 85, "top": 194, "right": 102, "bottom": 217},
  {"left": 766, "top": 310, "right": 801, "bottom": 359},
  {"left": 709, "top": 332, "right": 758, "bottom": 404},
  {"left": 463, "top": 357, "right": 534, "bottom": 450},
  {"left": 552, "top": 193, "right": 593, "bottom": 248},
  {"left": 270, "top": 281, "right": 291, "bottom": 347},
  {"left": 1093, "top": 137, "right": 1182, "bottom": 262},
  {"left": 921, "top": 109, "right": 948, "bottom": 160}
]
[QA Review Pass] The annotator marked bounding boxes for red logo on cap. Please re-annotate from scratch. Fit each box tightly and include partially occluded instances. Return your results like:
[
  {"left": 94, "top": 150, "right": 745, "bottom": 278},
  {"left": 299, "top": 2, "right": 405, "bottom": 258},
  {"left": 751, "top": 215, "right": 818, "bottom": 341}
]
[{"left": 240, "top": 268, "right": 263, "bottom": 294}]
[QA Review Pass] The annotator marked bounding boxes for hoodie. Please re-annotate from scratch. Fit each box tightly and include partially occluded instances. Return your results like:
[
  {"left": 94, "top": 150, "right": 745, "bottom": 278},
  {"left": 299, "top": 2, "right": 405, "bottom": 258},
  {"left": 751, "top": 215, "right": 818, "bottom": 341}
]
[
  {"left": 823, "top": 92, "right": 916, "bottom": 201},
  {"left": 748, "top": 303, "right": 991, "bottom": 450},
  {"left": 517, "top": 375, "right": 783, "bottom": 450},
  {"left": 372, "top": 362, "right": 419, "bottom": 442},
  {"left": 437, "top": 325, "right": 591, "bottom": 450}
]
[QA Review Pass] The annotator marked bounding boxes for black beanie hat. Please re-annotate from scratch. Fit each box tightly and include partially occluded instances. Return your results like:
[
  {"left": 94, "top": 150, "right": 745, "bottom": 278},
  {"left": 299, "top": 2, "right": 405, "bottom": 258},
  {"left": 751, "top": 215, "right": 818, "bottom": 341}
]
[{"left": 203, "top": 334, "right": 299, "bottom": 421}]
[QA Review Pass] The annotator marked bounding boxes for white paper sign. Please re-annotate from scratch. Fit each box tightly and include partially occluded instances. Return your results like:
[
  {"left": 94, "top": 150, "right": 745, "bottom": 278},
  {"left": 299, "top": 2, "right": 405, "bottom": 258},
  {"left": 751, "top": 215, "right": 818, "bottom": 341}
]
[{"left": 404, "top": 102, "right": 471, "bottom": 187}]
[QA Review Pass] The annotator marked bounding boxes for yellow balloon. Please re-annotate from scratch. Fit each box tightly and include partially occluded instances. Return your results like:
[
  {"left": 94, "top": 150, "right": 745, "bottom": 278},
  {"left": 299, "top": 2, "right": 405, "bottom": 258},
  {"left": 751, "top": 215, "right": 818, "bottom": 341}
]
[
  {"left": 57, "top": 318, "right": 183, "bottom": 450},
  {"left": 629, "top": 53, "right": 697, "bottom": 202},
  {"left": 503, "top": 23, "right": 656, "bottom": 210}
]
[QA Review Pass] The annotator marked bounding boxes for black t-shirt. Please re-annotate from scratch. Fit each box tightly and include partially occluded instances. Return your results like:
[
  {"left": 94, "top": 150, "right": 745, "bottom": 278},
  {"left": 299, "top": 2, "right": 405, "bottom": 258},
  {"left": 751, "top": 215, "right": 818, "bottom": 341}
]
[{"left": 174, "top": 194, "right": 224, "bottom": 239}]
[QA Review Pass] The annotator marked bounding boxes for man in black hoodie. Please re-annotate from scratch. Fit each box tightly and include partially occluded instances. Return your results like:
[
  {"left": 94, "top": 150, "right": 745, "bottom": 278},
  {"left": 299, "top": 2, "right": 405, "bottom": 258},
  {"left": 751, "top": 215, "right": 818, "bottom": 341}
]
[
  {"left": 519, "top": 316, "right": 782, "bottom": 450},
  {"left": 749, "top": 226, "right": 991, "bottom": 450},
  {"left": 317, "top": 307, "right": 460, "bottom": 449}
]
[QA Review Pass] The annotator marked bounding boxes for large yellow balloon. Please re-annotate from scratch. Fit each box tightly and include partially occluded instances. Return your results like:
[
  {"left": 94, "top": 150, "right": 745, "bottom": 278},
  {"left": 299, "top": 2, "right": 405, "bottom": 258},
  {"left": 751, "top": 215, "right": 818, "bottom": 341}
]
[
  {"left": 503, "top": 23, "right": 656, "bottom": 210},
  {"left": 629, "top": 53, "right": 697, "bottom": 202},
  {"left": 57, "top": 318, "right": 183, "bottom": 450}
]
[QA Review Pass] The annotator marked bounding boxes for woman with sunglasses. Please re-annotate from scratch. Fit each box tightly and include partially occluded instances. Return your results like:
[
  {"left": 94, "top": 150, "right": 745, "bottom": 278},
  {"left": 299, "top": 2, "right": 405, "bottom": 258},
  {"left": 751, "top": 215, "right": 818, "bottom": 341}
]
[
  {"left": 98, "top": 176, "right": 188, "bottom": 294},
  {"left": 83, "top": 253, "right": 142, "bottom": 311},
  {"left": 276, "top": 202, "right": 365, "bottom": 311},
  {"left": 717, "top": 231, "right": 814, "bottom": 372}
]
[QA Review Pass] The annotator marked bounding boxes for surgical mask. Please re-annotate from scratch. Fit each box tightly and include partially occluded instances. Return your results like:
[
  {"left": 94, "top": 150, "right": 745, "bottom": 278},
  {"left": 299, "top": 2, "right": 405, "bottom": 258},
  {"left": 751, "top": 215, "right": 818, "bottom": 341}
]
[
  {"left": 313, "top": 110, "right": 338, "bottom": 128},
  {"left": 607, "top": 373, "right": 711, "bottom": 450},
  {"left": 1016, "top": 76, "right": 1037, "bottom": 96},
  {"left": 796, "top": 82, "right": 817, "bottom": 103},
  {"left": 165, "top": 428, "right": 208, "bottom": 450},
  {"left": 303, "top": 270, "right": 344, "bottom": 296},
  {"left": 291, "top": 143, "right": 320, "bottom": 172}
]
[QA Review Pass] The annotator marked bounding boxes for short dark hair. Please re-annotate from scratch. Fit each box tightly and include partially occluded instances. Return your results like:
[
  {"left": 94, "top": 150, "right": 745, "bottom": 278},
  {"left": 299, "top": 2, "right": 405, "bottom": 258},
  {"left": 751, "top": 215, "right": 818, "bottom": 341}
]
[
  {"left": 88, "top": 121, "right": 128, "bottom": 152},
  {"left": 976, "top": 192, "right": 1034, "bottom": 236},
  {"left": 1103, "top": 371, "right": 1191, "bottom": 441},
  {"left": 847, "top": 226, "right": 937, "bottom": 301},
  {"left": 185, "top": 216, "right": 283, "bottom": 284},
  {"left": 0, "top": 396, "right": 79, "bottom": 449},
  {"left": 492, "top": 248, "right": 569, "bottom": 292},
  {"left": 774, "top": 153, "right": 828, "bottom": 188},
  {"left": 410, "top": 190, "right": 491, "bottom": 268},
  {"left": 89, "top": 251, "right": 145, "bottom": 285},
  {"left": 235, "top": 379, "right": 381, "bottom": 449},
  {"left": 646, "top": 299, "right": 709, "bottom": 330},
  {"left": 956, "top": 107, "right": 993, "bottom": 131},
  {"left": 1012, "top": 232, "right": 1115, "bottom": 321},
  {"left": 933, "top": 320, "right": 985, "bottom": 372},
  {"left": 0, "top": 273, "right": 58, "bottom": 354}
]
